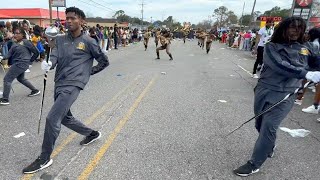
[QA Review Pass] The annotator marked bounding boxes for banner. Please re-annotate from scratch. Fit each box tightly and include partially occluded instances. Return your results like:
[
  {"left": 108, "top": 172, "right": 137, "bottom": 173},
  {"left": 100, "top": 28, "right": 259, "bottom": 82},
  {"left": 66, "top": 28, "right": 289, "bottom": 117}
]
[
  {"left": 292, "top": 0, "right": 313, "bottom": 20},
  {"left": 51, "top": 0, "right": 66, "bottom": 7}
]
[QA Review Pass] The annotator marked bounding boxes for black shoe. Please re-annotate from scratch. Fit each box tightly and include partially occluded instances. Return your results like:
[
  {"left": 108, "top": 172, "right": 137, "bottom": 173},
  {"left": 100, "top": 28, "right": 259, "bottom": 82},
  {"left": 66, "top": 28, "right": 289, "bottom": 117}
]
[
  {"left": 23, "top": 157, "right": 53, "bottom": 174},
  {"left": 155, "top": 57, "right": 160, "bottom": 60},
  {"left": 268, "top": 145, "right": 276, "bottom": 158},
  {"left": 0, "top": 98, "right": 9, "bottom": 105},
  {"left": 28, "top": 90, "right": 41, "bottom": 97},
  {"left": 169, "top": 55, "right": 173, "bottom": 61},
  {"left": 234, "top": 161, "right": 259, "bottom": 177},
  {"left": 80, "top": 131, "right": 101, "bottom": 146}
]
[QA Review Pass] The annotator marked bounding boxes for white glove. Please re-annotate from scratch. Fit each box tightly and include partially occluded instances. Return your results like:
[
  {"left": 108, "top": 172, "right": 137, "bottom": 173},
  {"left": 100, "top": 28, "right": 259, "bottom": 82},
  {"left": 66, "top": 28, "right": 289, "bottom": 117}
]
[
  {"left": 41, "top": 61, "right": 52, "bottom": 72},
  {"left": 306, "top": 71, "right": 320, "bottom": 83}
]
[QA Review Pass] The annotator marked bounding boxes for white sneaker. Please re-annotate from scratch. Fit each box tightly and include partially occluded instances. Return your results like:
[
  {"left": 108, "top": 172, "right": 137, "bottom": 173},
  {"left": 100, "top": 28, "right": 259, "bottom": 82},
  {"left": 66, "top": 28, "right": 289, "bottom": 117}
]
[
  {"left": 252, "top": 74, "right": 259, "bottom": 79},
  {"left": 302, "top": 105, "right": 319, "bottom": 114},
  {"left": 294, "top": 99, "right": 303, "bottom": 105},
  {"left": 25, "top": 69, "right": 31, "bottom": 73},
  {"left": 317, "top": 118, "right": 320, "bottom": 122}
]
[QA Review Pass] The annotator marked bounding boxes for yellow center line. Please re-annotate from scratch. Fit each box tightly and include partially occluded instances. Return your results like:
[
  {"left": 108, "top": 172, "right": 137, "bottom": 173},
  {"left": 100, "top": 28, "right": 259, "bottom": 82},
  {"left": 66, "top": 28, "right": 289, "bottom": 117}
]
[
  {"left": 78, "top": 77, "right": 156, "bottom": 180},
  {"left": 21, "top": 76, "right": 140, "bottom": 180}
]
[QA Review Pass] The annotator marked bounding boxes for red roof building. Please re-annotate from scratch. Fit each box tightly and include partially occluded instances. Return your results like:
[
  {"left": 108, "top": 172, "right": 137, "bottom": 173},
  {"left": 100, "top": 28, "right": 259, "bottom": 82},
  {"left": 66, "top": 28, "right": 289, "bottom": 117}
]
[{"left": 0, "top": 8, "right": 65, "bottom": 27}]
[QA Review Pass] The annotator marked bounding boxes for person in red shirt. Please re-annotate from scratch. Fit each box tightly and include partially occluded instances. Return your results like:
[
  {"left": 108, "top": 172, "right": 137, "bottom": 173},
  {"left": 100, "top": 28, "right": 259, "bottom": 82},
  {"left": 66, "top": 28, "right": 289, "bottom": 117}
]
[{"left": 243, "top": 31, "right": 252, "bottom": 51}]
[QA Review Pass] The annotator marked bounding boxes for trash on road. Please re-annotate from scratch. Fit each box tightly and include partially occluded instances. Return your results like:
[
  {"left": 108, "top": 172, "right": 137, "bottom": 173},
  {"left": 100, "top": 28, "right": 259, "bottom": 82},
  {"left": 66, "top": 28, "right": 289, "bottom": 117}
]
[
  {"left": 218, "top": 100, "right": 227, "bottom": 103},
  {"left": 117, "top": 74, "right": 122, "bottom": 76},
  {"left": 280, "top": 127, "right": 311, "bottom": 138},
  {"left": 14, "top": 132, "right": 26, "bottom": 138},
  {"left": 161, "top": 72, "right": 167, "bottom": 75},
  {"left": 230, "top": 75, "right": 235, "bottom": 77}
]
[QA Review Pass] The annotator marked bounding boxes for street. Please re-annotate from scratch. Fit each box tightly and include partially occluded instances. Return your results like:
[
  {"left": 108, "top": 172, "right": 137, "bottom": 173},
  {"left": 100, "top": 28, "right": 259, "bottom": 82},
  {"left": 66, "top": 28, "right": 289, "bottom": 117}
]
[{"left": 1, "top": 39, "right": 320, "bottom": 180}]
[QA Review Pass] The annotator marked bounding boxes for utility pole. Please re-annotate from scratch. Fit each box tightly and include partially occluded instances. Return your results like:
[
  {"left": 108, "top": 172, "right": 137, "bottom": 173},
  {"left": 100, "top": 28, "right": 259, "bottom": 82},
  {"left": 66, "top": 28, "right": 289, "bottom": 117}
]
[
  {"left": 49, "top": 0, "right": 53, "bottom": 24},
  {"left": 139, "top": 0, "right": 146, "bottom": 29},
  {"left": 290, "top": 0, "right": 295, "bottom": 16},
  {"left": 240, "top": 1, "right": 246, "bottom": 31},
  {"left": 250, "top": 0, "right": 257, "bottom": 29}
]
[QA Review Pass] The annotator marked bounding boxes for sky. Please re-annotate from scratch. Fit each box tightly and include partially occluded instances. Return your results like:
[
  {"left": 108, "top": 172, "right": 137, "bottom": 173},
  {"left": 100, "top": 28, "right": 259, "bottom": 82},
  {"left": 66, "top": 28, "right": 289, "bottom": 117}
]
[{"left": 2, "top": 0, "right": 292, "bottom": 24}]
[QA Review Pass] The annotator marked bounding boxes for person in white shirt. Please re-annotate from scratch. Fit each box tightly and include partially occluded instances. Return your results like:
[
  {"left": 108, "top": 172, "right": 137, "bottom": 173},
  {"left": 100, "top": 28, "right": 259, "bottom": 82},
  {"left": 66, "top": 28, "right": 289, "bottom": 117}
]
[{"left": 252, "top": 19, "right": 274, "bottom": 78}]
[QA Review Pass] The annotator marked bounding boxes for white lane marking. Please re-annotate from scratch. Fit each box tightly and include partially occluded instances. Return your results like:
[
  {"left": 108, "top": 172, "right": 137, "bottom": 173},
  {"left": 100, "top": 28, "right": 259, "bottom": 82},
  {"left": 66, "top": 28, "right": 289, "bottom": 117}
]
[
  {"left": 14, "top": 132, "right": 26, "bottom": 138},
  {"left": 237, "top": 65, "right": 253, "bottom": 76},
  {"left": 218, "top": 100, "right": 227, "bottom": 103}
]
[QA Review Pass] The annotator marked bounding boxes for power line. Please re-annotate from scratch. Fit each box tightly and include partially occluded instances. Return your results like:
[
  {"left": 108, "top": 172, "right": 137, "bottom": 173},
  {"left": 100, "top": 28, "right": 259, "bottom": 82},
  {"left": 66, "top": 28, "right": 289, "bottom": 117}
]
[
  {"left": 89, "top": 0, "right": 115, "bottom": 12},
  {"left": 77, "top": 0, "right": 114, "bottom": 13},
  {"left": 73, "top": 0, "right": 142, "bottom": 19}
]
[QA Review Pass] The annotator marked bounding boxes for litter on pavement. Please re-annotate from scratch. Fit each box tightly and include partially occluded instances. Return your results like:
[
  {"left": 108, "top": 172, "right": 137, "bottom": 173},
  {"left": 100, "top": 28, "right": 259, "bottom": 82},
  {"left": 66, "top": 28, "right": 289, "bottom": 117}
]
[
  {"left": 14, "top": 132, "right": 26, "bottom": 139},
  {"left": 280, "top": 127, "right": 311, "bottom": 138}
]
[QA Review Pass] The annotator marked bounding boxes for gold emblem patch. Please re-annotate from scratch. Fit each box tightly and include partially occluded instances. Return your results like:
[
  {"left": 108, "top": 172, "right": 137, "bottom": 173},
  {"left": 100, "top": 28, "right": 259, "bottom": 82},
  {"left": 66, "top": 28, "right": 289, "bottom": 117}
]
[
  {"left": 299, "top": 48, "right": 309, "bottom": 56},
  {"left": 76, "top": 42, "right": 85, "bottom": 50}
]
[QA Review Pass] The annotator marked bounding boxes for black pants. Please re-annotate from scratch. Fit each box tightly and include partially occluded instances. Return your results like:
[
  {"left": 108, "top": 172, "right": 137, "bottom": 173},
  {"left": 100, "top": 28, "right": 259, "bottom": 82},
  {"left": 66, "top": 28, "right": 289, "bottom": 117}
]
[
  {"left": 114, "top": 38, "right": 118, "bottom": 49},
  {"left": 2, "top": 64, "right": 37, "bottom": 101},
  {"left": 253, "top": 46, "right": 264, "bottom": 74}
]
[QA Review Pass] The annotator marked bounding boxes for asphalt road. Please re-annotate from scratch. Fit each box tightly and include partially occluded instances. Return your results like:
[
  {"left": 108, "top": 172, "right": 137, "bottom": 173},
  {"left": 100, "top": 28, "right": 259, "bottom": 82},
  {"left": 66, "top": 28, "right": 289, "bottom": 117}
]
[{"left": 0, "top": 39, "right": 319, "bottom": 180}]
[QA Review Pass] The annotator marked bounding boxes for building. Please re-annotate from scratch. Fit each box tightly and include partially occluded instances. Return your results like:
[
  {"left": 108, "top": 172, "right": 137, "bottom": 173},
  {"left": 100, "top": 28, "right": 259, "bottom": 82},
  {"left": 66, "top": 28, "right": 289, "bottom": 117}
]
[
  {"left": 0, "top": 8, "right": 129, "bottom": 29},
  {"left": 0, "top": 8, "right": 65, "bottom": 27}
]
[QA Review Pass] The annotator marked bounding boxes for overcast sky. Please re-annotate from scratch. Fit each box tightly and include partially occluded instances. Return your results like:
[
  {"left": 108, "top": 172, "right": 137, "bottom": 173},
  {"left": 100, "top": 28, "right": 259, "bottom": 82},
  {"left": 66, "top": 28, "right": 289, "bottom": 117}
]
[{"left": 3, "top": 0, "right": 292, "bottom": 24}]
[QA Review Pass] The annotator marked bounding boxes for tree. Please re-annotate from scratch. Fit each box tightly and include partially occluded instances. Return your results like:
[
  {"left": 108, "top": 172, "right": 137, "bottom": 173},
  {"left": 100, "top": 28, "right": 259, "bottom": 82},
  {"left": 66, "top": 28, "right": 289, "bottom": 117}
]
[
  {"left": 196, "top": 20, "right": 212, "bottom": 30},
  {"left": 153, "top": 20, "right": 163, "bottom": 26},
  {"left": 226, "top": 11, "right": 238, "bottom": 24},
  {"left": 263, "top": 6, "right": 291, "bottom": 18},
  {"left": 113, "top": 10, "right": 125, "bottom": 18},
  {"left": 212, "top": 6, "right": 238, "bottom": 27},
  {"left": 117, "top": 14, "right": 131, "bottom": 23},
  {"left": 131, "top": 17, "right": 142, "bottom": 24},
  {"left": 163, "top": 16, "right": 174, "bottom": 28},
  {"left": 213, "top": 6, "right": 229, "bottom": 27},
  {"left": 239, "top": 14, "right": 252, "bottom": 26}
]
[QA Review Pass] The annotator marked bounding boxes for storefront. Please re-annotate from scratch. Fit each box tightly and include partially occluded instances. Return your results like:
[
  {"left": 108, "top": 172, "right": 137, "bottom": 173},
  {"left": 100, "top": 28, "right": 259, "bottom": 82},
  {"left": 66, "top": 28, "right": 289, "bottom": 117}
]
[{"left": 0, "top": 8, "right": 65, "bottom": 27}]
